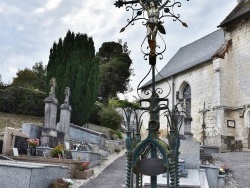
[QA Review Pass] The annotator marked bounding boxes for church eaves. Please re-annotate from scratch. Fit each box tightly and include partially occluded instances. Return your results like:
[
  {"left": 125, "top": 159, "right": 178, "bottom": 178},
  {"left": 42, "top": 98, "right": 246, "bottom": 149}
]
[{"left": 219, "top": 0, "right": 250, "bottom": 27}]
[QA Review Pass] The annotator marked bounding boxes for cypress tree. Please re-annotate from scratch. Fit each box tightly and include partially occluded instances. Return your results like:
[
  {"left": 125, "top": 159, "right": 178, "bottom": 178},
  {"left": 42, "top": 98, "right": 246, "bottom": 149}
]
[{"left": 46, "top": 31, "right": 99, "bottom": 125}]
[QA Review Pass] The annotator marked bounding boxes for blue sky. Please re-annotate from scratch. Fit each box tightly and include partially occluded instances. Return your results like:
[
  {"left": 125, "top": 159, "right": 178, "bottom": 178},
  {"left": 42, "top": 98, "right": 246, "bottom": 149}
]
[{"left": 0, "top": 0, "right": 237, "bottom": 100}]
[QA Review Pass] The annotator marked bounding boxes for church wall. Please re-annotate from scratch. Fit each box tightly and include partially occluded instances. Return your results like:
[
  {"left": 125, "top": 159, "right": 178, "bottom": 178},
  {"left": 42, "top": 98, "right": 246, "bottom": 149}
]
[
  {"left": 218, "top": 17, "right": 250, "bottom": 149},
  {"left": 173, "top": 62, "right": 218, "bottom": 145},
  {"left": 140, "top": 14, "right": 250, "bottom": 149},
  {"left": 223, "top": 18, "right": 250, "bottom": 107},
  {"left": 140, "top": 62, "right": 220, "bottom": 145}
]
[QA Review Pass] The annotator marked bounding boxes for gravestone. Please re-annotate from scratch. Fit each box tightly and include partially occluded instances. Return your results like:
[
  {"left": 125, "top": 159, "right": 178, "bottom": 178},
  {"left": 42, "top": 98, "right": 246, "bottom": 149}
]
[
  {"left": 40, "top": 78, "right": 58, "bottom": 147},
  {"left": 2, "top": 127, "right": 29, "bottom": 156},
  {"left": 179, "top": 140, "right": 200, "bottom": 169},
  {"left": 0, "top": 140, "right": 3, "bottom": 154},
  {"left": 22, "top": 123, "right": 42, "bottom": 139},
  {"left": 14, "top": 136, "right": 28, "bottom": 154},
  {"left": 57, "top": 87, "right": 72, "bottom": 141}
]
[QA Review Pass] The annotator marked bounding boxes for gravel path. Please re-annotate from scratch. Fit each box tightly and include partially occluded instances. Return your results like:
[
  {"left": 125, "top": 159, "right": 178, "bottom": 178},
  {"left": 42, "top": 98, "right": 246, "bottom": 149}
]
[
  {"left": 212, "top": 152, "right": 250, "bottom": 188},
  {"left": 80, "top": 155, "right": 126, "bottom": 188},
  {"left": 69, "top": 150, "right": 126, "bottom": 188}
]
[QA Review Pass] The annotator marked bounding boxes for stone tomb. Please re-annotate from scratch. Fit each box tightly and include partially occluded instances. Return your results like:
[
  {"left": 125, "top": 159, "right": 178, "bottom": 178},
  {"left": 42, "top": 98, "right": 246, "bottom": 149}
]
[
  {"left": 179, "top": 140, "right": 200, "bottom": 169},
  {"left": 0, "top": 159, "right": 68, "bottom": 188},
  {"left": 2, "top": 127, "right": 29, "bottom": 155}
]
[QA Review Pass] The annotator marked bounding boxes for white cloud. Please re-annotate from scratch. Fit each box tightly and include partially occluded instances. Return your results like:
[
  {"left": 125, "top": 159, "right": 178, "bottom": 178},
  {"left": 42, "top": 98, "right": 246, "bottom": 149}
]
[
  {"left": 33, "top": 0, "right": 62, "bottom": 13},
  {"left": 0, "top": 0, "right": 238, "bottom": 96}
]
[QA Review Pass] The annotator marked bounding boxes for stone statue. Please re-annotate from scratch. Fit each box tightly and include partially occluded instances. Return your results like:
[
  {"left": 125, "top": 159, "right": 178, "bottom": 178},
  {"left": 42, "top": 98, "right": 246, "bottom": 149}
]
[
  {"left": 139, "top": 0, "right": 168, "bottom": 55},
  {"left": 64, "top": 87, "right": 70, "bottom": 105},
  {"left": 49, "top": 77, "right": 56, "bottom": 97}
]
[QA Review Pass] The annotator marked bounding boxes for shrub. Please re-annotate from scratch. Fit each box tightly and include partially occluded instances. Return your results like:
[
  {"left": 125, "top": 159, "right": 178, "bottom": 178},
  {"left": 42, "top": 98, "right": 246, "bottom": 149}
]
[
  {"left": 116, "top": 129, "right": 123, "bottom": 139},
  {"left": 99, "top": 107, "right": 122, "bottom": 130},
  {"left": 51, "top": 145, "right": 64, "bottom": 158},
  {"left": 0, "top": 86, "right": 45, "bottom": 116},
  {"left": 49, "top": 178, "right": 70, "bottom": 188},
  {"left": 88, "top": 101, "right": 104, "bottom": 125}
]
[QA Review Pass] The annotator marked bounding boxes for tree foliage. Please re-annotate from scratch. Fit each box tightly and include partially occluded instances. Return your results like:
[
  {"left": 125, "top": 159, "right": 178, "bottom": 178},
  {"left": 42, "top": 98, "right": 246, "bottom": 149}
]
[
  {"left": 109, "top": 99, "right": 140, "bottom": 109},
  {"left": 98, "top": 106, "right": 122, "bottom": 130},
  {"left": 98, "top": 41, "right": 133, "bottom": 103},
  {"left": 0, "top": 86, "right": 45, "bottom": 116},
  {"left": 46, "top": 30, "right": 99, "bottom": 125},
  {"left": 12, "top": 62, "right": 46, "bottom": 91}
]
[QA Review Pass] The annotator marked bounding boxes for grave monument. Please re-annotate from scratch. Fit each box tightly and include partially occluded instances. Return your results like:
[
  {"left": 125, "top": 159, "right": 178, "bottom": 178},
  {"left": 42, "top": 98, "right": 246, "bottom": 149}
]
[
  {"left": 57, "top": 87, "right": 72, "bottom": 144},
  {"left": 40, "top": 77, "right": 58, "bottom": 147}
]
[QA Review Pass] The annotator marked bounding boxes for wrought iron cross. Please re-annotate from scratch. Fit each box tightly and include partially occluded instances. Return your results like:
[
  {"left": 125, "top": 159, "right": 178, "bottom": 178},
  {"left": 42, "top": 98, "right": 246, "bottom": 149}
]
[
  {"left": 200, "top": 102, "right": 210, "bottom": 145},
  {"left": 114, "top": 0, "right": 138, "bottom": 8}
]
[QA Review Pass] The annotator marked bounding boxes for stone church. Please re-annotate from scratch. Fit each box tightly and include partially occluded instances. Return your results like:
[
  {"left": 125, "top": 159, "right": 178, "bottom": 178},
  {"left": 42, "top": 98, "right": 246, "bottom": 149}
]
[{"left": 141, "top": 0, "right": 250, "bottom": 151}]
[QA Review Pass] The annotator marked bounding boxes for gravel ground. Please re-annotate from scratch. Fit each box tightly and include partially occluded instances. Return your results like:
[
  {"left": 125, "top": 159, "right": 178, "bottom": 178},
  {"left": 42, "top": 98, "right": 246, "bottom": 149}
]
[{"left": 212, "top": 152, "right": 250, "bottom": 188}]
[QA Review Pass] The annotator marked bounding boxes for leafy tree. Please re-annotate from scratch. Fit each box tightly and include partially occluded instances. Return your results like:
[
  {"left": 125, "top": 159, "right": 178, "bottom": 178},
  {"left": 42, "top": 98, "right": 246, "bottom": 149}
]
[
  {"left": 12, "top": 68, "right": 36, "bottom": 89},
  {"left": 11, "top": 62, "right": 46, "bottom": 91},
  {"left": 0, "top": 75, "right": 3, "bottom": 88},
  {"left": 46, "top": 30, "right": 99, "bottom": 125},
  {"left": 98, "top": 106, "right": 122, "bottom": 130},
  {"left": 98, "top": 41, "right": 133, "bottom": 103},
  {"left": 32, "top": 62, "right": 46, "bottom": 91},
  {"left": 109, "top": 99, "right": 140, "bottom": 109}
]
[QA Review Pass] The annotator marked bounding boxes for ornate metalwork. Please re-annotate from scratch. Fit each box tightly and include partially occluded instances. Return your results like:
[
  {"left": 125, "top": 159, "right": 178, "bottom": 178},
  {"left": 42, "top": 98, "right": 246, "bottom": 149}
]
[
  {"left": 115, "top": 0, "right": 189, "bottom": 187},
  {"left": 199, "top": 102, "right": 210, "bottom": 145}
]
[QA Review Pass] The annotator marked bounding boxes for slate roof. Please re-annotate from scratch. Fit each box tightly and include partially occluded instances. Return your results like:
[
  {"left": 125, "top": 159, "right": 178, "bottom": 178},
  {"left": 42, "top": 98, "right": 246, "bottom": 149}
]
[
  {"left": 219, "top": 0, "right": 250, "bottom": 27},
  {"left": 141, "top": 29, "right": 225, "bottom": 88}
]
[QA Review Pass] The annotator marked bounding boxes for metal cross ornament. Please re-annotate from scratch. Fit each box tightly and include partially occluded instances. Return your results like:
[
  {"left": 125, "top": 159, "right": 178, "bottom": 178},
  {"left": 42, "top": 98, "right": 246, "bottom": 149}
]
[{"left": 114, "top": 0, "right": 188, "bottom": 60}]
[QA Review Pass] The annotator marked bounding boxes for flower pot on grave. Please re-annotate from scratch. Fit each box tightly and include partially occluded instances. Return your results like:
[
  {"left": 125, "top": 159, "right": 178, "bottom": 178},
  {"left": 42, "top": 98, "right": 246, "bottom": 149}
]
[
  {"left": 217, "top": 174, "right": 226, "bottom": 187},
  {"left": 29, "top": 147, "right": 37, "bottom": 156},
  {"left": 74, "top": 169, "right": 94, "bottom": 179}
]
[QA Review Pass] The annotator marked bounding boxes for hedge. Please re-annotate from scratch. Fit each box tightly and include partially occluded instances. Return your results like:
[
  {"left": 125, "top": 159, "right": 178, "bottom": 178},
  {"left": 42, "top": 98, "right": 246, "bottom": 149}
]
[{"left": 0, "top": 86, "right": 46, "bottom": 116}]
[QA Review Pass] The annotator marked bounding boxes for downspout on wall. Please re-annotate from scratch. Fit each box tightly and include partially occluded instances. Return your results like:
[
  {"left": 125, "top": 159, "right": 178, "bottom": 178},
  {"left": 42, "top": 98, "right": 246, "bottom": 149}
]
[{"left": 171, "top": 76, "right": 175, "bottom": 110}]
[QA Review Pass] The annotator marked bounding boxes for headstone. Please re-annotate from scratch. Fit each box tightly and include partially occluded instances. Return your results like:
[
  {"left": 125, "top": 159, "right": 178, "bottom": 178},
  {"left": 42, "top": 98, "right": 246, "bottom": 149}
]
[
  {"left": 2, "top": 127, "right": 29, "bottom": 156},
  {"left": 57, "top": 87, "right": 72, "bottom": 141},
  {"left": 0, "top": 140, "right": 3, "bottom": 154},
  {"left": 41, "top": 78, "right": 58, "bottom": 147},
  {"left": 43, "top": 77, "right": 58, "bottom": 129},
  {"left": 14, "top": 136, "right": 28, "bottom": 154},
  {"left": 22, "top": 123, "right": 42, "bottom": 139}
]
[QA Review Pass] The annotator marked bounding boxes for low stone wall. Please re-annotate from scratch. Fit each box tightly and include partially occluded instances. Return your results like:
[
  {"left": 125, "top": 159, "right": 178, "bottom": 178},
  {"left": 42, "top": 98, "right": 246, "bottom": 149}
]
[
  {"left": 69, "top": 124, "right": 107, "bottom": 148},
  {"left": 87, "top": 124, "right": 115, "bottom": 140}
]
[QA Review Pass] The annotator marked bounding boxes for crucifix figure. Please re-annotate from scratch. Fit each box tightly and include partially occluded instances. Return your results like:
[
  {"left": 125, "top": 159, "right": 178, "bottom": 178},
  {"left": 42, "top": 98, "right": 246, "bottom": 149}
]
[
  {"left": 49, "top": 77, "right": 56, "bottom": 98},
  {"left": 200, "top": 102, "right": 210, "bottom": 145},
  {"left": 139, "top": 0, "right": 168, "bottom": 55},
  {"left": 64, "top": 87, "right": 70, "bottom": 105}
]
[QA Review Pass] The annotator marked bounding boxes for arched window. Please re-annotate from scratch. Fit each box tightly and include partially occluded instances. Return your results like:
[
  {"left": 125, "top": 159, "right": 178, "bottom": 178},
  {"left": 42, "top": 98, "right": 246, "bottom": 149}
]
[{"left": 183, "top": 84, "right": 191, "bottom": 116}]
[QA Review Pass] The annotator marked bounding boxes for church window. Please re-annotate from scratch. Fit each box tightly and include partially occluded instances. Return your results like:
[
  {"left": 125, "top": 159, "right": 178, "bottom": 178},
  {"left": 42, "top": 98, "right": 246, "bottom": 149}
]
[{"left": 183, "top": 84, "right": 191, "bottom": 116}]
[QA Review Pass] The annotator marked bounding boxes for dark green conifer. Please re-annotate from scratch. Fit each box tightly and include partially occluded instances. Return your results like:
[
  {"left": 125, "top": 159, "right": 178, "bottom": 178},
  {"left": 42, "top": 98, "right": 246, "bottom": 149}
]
[{"left": 46, "top": 31, "right": 99, "bottom": 125}]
